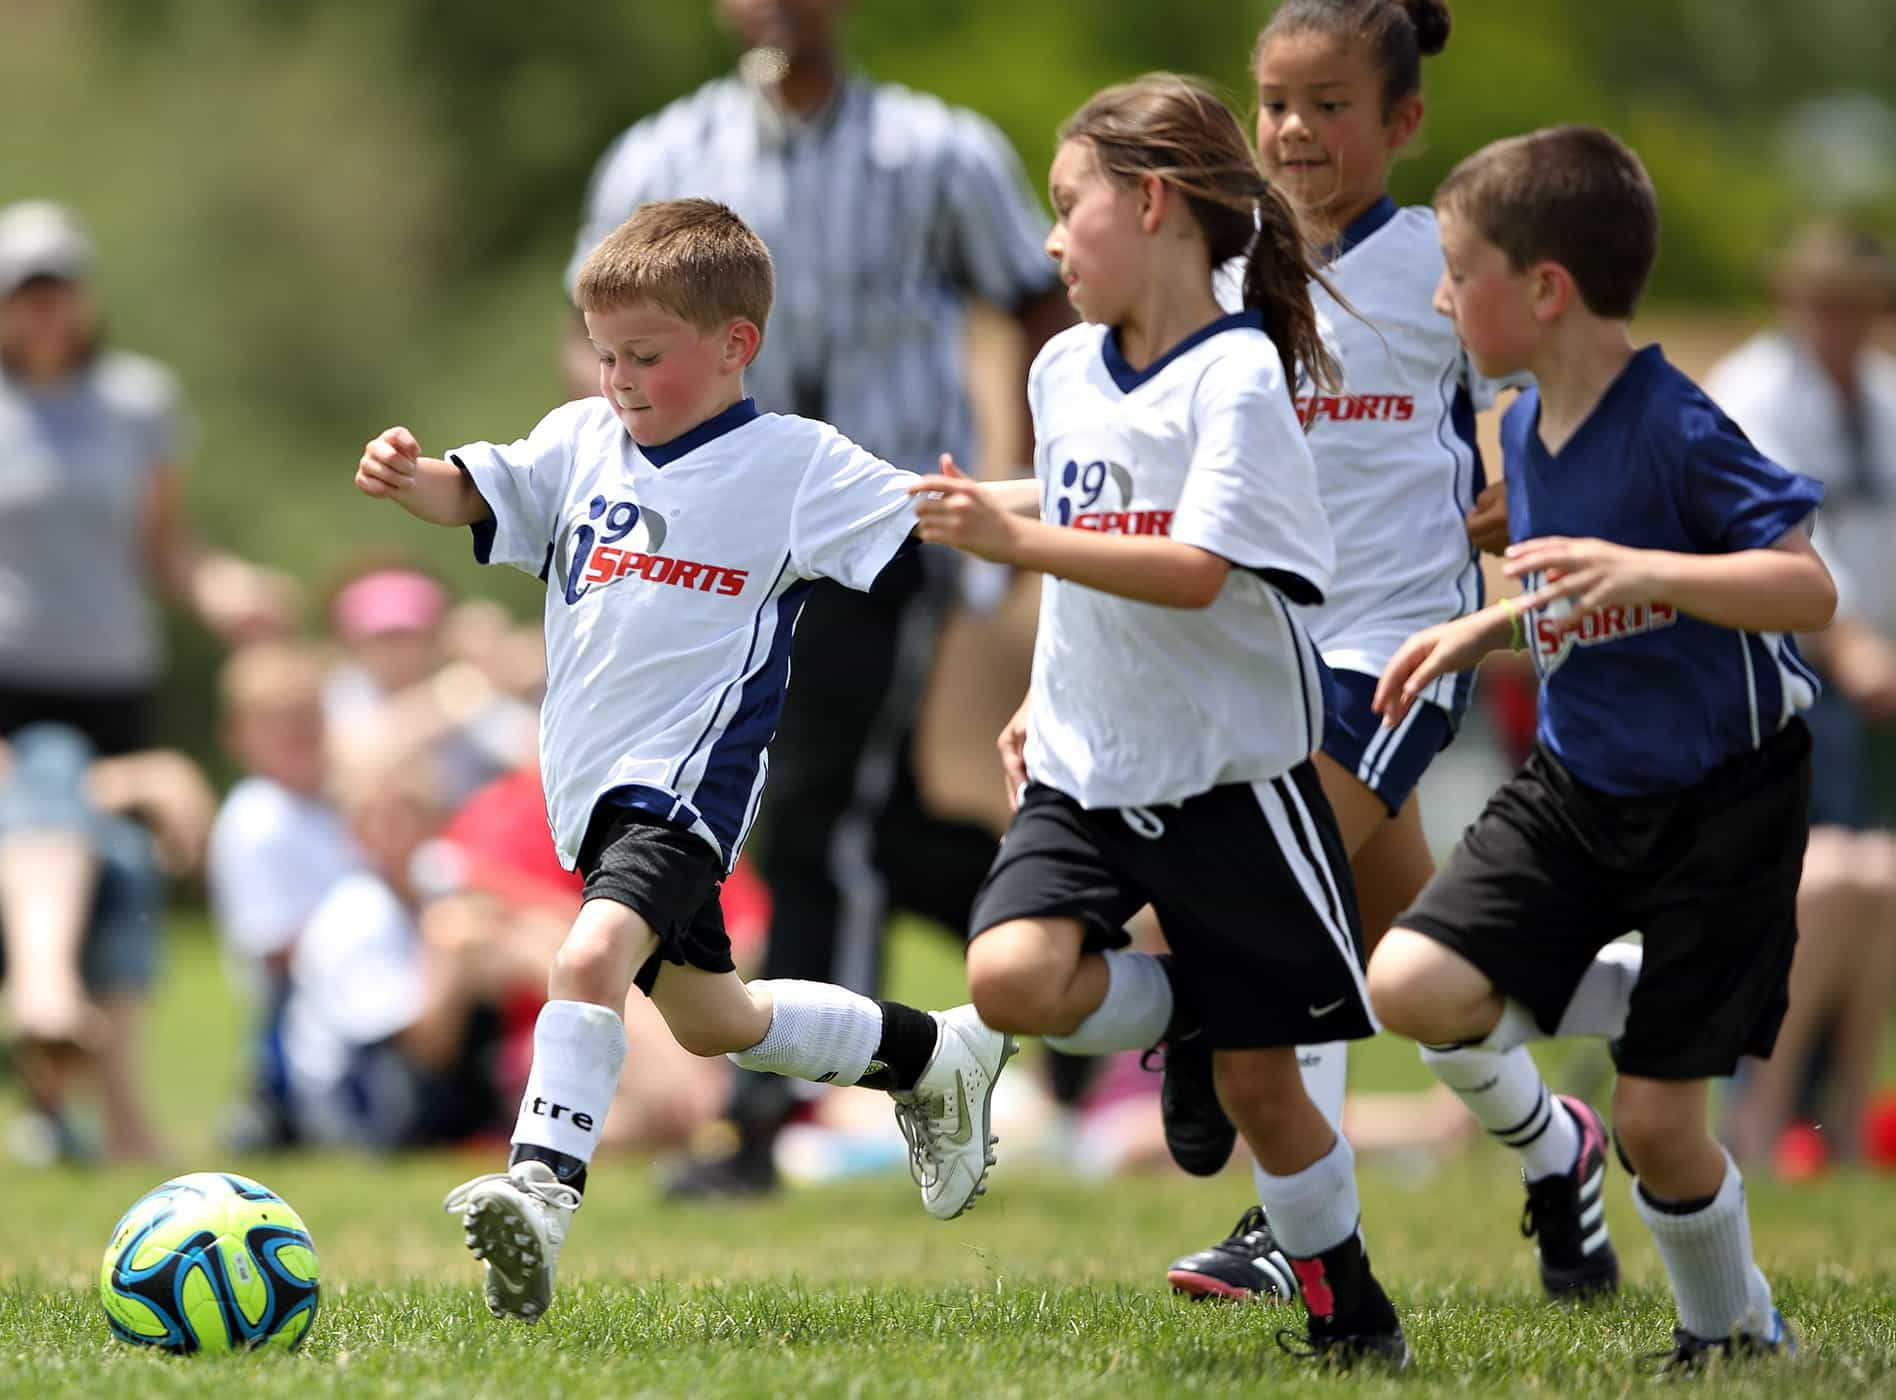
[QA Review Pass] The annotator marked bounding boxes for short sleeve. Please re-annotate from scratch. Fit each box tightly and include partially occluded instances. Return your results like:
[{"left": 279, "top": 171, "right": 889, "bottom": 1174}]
[
  {"left": 788, "top": 426, "right": 920, "bottom": 590},
  {"left": 1678, "top": 402, "right": 1825, "bottom": 553},
  {"left": 448, "top": 401, "right": 589, "bottom": 575},
  {"left": 937, "top": 109, "right": 1059, "bottom": 308},
  {"left": 1172, "top": 352, "right": 1335, "bottom": 605}
]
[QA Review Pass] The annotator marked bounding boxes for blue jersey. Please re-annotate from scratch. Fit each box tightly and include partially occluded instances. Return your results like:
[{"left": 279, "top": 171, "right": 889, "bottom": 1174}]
[{"left": 1503, "top": 345, "right": 1824, "bottom": 795}]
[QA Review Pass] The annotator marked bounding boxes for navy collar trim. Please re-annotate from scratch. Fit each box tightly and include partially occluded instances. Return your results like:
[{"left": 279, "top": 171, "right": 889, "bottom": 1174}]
[
  {"left": 1102, "top": 309, "right": 1264, "bottom": 394},
  {"left": 638, "top": 398, "right": 760, "bottom": 467},
  {"left": 1323, "top": 196, "right": 1398, "bottom": 262}
]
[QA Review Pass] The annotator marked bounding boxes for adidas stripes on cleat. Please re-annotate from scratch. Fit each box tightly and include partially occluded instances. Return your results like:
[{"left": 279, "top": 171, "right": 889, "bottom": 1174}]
[
  {"left": 1166, "top": 1205, "right": 1298, "bottom": 1303},
  {"left": 1521, "top": 1095, "right": 1619, "bottom": 1300}
]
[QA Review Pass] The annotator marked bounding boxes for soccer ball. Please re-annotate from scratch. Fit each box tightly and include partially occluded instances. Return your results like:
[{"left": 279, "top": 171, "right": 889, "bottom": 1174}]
[{"left": 99, "top": 1171, "right": 320, "bottom": 1353}]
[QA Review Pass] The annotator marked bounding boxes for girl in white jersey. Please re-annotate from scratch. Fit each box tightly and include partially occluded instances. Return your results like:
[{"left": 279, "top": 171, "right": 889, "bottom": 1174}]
[
  {"left": 1164, "top": 0, "right": 1640, "bottom": 1308},
  {"left": 912, "top": 75, "right": 1405, "bottom": 1367}
]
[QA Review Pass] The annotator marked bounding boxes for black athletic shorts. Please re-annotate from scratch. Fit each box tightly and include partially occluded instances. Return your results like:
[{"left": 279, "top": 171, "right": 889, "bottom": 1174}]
[
  {"left": 968, "top": 765, "right": 1374, "bottom": 1049},
  {"left": 577, "top": 797, "right": 732, "bottom": 995},
  {"left": 1399, "top": 720, "right": 1811, "bottom": 1080}
]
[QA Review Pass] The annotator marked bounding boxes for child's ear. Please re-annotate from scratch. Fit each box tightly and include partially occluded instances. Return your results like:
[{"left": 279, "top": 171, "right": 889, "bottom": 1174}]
[
  {"left": 725, "top": 318, "right": 763, "bottom": 372},
  {"left": 1385, "top": 95, "right": 1424, "bottom": 153},
  {"left": 1532, "top": 261, "right": 1577, "bottom": 324},
  {"left": 1138, "top": 171, "right": 1168, "bottom": 234}
]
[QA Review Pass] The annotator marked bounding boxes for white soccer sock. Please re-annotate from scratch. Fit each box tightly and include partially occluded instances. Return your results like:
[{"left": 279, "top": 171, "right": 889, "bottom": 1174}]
[
  {"left": 726, "top": 979, "right": 883, "bottom": 1086},
  {"left": 1555, "top": 940, "right": 1642, "bottom": 1039},
  {"left": 1419, "top": 1042, "right": 1578, "bottom": 1181},
  {"left": 1252, "top": 1132, "right": 1361, "bottom": 1259},
  {"left": 511, "top": 1000, "right": 628, "bottom": 1166},
  {"left": 1042, "top": 948, "right": 1174, "bottom": 1056},
  {"left": 1297, "top": 1042, "right": 1347, "bottom": 1132},
  {"left": 1633, "top": 1151, "right": 1776, "bottom": 1341}
]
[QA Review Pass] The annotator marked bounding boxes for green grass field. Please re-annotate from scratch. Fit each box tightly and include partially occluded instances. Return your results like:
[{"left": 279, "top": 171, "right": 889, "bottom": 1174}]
[{"left": 2, "top": 922, "right": 1893, "bottom": 1397}]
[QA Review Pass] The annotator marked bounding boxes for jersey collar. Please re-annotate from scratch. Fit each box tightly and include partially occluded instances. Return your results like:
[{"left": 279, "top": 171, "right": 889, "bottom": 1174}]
[
  {"left": 638, "top": 397, "right": 760, "bottom": 467},
  {"left": 1323, "top": 195, "right": 1398, "bottom": 262},
  {"left": 1102, "top": 308, "right": 1264, "bottom": 394}
]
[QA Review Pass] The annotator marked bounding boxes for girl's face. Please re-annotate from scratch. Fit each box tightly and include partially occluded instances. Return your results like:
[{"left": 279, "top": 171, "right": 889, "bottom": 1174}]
[
  {"left": 1254, "top": 29, "right": 1417, "bottom": 230},
  {"left": 0, "top": 278, "right": 93, "bottom": 377},
  {"left": 1045, "top": 139, "right": 1147, "bottom": 328}
]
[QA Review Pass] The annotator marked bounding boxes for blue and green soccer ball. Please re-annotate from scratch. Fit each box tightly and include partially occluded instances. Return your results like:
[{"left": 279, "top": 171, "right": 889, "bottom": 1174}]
[{"left": 99, "top": 1172, "right": 320, "bottom": 1353}]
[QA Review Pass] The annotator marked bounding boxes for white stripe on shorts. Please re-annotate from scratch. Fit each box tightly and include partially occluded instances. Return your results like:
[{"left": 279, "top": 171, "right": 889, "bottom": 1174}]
[
  {"left": 1250, "top": 777, "right": 1379, "bottom": 1032},
  {"left": 1358, "top": 694, "right": 1425, "bottom": 795}
]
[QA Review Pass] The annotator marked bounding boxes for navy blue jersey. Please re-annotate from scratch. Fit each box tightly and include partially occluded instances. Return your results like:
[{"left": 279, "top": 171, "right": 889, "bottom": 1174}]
[{"left": 1503, "top": 345, "right": 1824, "bottom": 795}]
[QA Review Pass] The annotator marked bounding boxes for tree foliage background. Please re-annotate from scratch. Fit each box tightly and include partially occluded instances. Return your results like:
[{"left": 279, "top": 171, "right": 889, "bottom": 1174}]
[{"left": 4, "top": 0, "right": 1892, "bottom": 744}]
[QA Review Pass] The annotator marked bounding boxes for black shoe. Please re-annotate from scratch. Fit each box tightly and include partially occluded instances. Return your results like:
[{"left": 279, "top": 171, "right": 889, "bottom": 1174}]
[
  {"left": 659, "top": 1121, "right": 779, "bottom": 1201},
  {"left": 1276, "top": 1265, "right": 1408, "bottom": 1370},
  {"left": 1166, "top": 1205, "right": 1298, "bottom": 1302},
  {"left": 1640, "top": 1311, "right": 1796, "bottom": 1373},
  {"left": 1143, "top": 1031, "right": 1234, "bottom": 1177},
  {"left": 1521, "top": 1095, "right": 1619, "bottom": 1300}
]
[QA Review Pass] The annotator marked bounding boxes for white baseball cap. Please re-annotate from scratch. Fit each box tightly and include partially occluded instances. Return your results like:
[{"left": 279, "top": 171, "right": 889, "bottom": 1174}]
[{"left": 0, "top": 201, "right": 95, "bottom": 298}]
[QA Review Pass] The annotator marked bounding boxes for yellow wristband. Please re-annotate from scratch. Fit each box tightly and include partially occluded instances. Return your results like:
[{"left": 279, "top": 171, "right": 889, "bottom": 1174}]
[{"left": 1501, "top": 597, "right": 1525, "bottom": 653}]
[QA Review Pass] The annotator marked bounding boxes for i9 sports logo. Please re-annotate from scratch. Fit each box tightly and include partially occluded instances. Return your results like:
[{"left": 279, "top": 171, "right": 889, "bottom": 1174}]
[
  {"left": 559, "top": 495, "right": 748, "bottom": 606},
  {"left": 1051, "top": 459, "right": 1171, "bottom": 536}
]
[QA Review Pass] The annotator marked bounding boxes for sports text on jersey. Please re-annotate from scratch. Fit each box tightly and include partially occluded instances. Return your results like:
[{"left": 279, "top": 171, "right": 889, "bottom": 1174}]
[
  {"left": 1533, "top": 596, "right": 1679, "bottom": 674},
  {"left": 558, "top": 494, "right": 749, "bottom": 605},
  {"left": 1050, "top": 458, "right": 1175, "bottom": 535},
  {"left": 1296, "top": 392, "right": 1416, "bottom": 425}
]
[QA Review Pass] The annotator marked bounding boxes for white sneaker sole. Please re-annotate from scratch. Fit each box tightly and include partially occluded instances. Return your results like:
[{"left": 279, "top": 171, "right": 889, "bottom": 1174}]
[
  {"left": 930, "top": 1030, "right": 1018, "bottom": 1222},
  {"left": 461, "top": 1189, "right": 554, "bottom": 1323}
]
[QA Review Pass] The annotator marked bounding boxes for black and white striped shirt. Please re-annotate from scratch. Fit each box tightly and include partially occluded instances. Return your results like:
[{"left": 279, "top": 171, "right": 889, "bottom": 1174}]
[{"left": 570, "top": 74, "right": 1057, "bottom": 473}]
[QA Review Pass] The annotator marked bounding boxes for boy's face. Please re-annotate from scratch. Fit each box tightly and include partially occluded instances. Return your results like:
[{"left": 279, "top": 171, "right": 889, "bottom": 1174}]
[
  {"left": 586, "top": 302, "right": 754, "bottom": 446},
  {"left": 1434, "top": 212, "right": 1541, "bottom": 379},
  {"left": 1255, "top": 30, "right": 1418, "bottom": 228},
  {"left": 228, "top": 691, "right": 327, "bottom": 795}
]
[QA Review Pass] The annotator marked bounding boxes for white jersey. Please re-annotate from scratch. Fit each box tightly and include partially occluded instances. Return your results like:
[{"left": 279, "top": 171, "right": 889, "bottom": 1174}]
[
  {"left": 1024, "top": 313, "right": 1334, "bottom": 808},
  {"left": 207, "top": 776, "right": 364, "bottom": 986},
  {"left": 452, "top": 396, "right": 917, "bottom": 868},
  {"left": 1219, "top": 201, "right": 1497, "bottom": 695},
  {"left": 1707, "top": 332, "right": 1896, "bottom": 636}
]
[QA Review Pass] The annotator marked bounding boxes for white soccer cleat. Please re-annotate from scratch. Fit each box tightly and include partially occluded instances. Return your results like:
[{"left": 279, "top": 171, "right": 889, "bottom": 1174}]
[
  {"left": 443, "top": 1160, "right": 581, "bottom": 1323},
  {"left": 891, "top": 1004, "right": 1018, "bottom": 1221}
]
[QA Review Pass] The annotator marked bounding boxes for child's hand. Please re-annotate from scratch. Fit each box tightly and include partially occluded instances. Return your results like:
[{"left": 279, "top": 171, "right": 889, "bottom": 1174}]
[
  {"left": 1464, "top": 481, "right": 1510, "bottom": 555},
  {"left": 908, "top": 455, "right": 1019, "bottom": 563},
  {"left": 357, "top": 426, "right": 423, "bottom": 498},
  {"left": 1504, "top": 536, "right": 1656, "bottom": 612},
  {"left": 996, "top": 691, "right": 1031, "bottom": 811},
  {"left": 1374, "top": 613, "right": 1498, "bottom": 725}
]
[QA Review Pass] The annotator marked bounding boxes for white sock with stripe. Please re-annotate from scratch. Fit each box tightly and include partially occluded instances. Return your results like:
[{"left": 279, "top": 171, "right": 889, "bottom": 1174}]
[
  {"left": 726, "top": 979, "right": 883, "bottom": 1085},
  {"left": 1419, "top": 1043, "right": 1578, "bottom": 1181},
  {"left": 1042, "top": 949, "right": 1174, "bottom": 1056},
  {"left": 1634, "top": 1151, "right": 1777, "bottom": 1341}
]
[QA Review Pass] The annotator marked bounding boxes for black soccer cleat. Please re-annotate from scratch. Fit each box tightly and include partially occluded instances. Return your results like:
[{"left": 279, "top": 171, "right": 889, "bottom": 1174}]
[
  {"left": 1641, "top": 1311, "right": 1797, "bottom": 1374},
  {"left": 1166, "top": 1205, "right": 1299, "bottom": 1303},
  {"left": 1520, "top": 1095, "right": 1619, "bottom": 1300},
  {"left": 1275, "top": 1259, "right": 1408, "bottom": 1370},
  {"left": 659, "top": 1122, "right": 780, "bottom": 1202},
  {"left": 1143, "top": 1030, "right": 1235, "bottom": 1177}
]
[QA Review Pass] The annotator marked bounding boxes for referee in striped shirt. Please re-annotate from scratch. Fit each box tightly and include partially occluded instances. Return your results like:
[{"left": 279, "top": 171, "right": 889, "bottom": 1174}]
[{"left": 569, "top": 0, "right": 1071, "bottom": 1198}]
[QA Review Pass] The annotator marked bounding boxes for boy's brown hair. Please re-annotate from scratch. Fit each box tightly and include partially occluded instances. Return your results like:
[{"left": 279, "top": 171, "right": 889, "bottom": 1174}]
[
  {"left": 1435, "top": 124, "right": 1659, "bottom": 320},
  {"left": 574, "top": 198, "right": 774, "bottom": 334},
  {"left": 219, "top": 641, "right": 326, "bottom": 717}
]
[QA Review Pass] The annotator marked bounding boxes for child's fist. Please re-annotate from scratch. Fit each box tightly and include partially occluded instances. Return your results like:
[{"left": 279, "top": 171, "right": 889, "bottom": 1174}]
[{"left": 357, "top": 426, "right": 422, "bottom": 497}]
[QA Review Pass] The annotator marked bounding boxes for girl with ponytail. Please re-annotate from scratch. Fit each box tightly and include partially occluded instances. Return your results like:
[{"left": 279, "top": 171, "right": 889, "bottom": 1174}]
[
  {"left": 907, "top": 73, "right": 1408, "bottom": 1367},
  {"left": 1164, "top": 0, "right": 1635, "bottom": 1318}
]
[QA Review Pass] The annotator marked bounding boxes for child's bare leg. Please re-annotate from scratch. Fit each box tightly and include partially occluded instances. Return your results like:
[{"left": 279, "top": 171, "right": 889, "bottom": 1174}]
[
  {"left": 0, "top": 831, "right": 105, "bottom": 1046},
  {"left": 96, "top": 992, "right": 160, "bottom": 1160},
  {"left": 968, "top": 917, "right": 1170, "bottom": 1050}
]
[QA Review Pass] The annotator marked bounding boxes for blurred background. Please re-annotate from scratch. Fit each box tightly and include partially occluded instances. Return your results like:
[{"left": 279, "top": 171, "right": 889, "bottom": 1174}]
[{"left": 3, "top": 0, "right": 1894, "bottom": 1182}]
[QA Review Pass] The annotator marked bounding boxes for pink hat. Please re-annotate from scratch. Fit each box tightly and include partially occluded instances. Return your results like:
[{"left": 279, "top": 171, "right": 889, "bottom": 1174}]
[{"left": 332, "top": 570, "right": 449, "bottom": 641}]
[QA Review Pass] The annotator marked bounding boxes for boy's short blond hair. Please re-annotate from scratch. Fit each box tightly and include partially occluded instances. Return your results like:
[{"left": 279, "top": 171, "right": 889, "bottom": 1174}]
[
  {"left": 219, "top": 641, "right": 326, "bottom": 717},
  {"left": 574, "top": 198, "right": 774, "bottom": 333},
  {"left": 1435, "top": 124, "right": 1659, "bottom": 320}
]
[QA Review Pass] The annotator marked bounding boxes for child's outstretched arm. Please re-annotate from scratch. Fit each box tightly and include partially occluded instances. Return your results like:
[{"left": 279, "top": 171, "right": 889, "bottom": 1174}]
[
  {"left": 910, "top": 456, "right": 1228, "bottom": 609},
  {"left": 356, "top": 426, "right": 493, "bottom": 528},
  {"left": 1373, "top": 603, "right": 1518, "bottom": 726},
  {"left": 1503, "top": 527, "right": 1837, "bottom": 635}
]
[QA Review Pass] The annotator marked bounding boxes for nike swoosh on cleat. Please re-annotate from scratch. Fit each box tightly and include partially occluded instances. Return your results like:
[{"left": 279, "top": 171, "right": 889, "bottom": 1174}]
[
  {"left": 942, "top": 1070, "right": 975, "bottom": 1146},
  {"left": 1308, "top": 998, "right": 1348, "bottom": 1018}
]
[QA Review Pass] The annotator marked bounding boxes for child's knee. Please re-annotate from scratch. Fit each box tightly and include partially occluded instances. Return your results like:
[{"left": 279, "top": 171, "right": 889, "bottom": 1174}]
[
  {"left": 1367, "top": 929, "right": 1488, "bottom": 1042},
  {"left": 1611, "top": 1078, "right": 1705, "bottom": 1175},
  {"left": 552, "top": 918, "right": 637, "bottom": 1004},
  {"left": 967, "top": 922, "right": 1078, "bottom": 1034}
]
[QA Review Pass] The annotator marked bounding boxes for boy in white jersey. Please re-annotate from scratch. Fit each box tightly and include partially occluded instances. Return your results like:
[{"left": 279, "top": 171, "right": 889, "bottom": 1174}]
[
  {"left": 1166, "top": 0, "right": 1636, "bottom": 1308},
  {"left": 913, "top": 76, "right": 1406, "bottom": 1368},
  {"left": 353, "top": 199, "right": 1013, "bottom": 1324}
]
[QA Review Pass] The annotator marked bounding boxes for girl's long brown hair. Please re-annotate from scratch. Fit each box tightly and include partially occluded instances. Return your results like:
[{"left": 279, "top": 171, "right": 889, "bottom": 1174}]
[{"left": 1060, "top": 74, "right": 1341, "bottom": 393}]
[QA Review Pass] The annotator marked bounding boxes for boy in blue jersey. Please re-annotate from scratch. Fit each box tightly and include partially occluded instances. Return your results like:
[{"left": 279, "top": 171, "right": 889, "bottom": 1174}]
[
  {"left": 1366, "top": 126, "right": 1836, "bottom": 1370},
  {"left": 353, "top": 199, "right": 1015, "bottom": 1325}
]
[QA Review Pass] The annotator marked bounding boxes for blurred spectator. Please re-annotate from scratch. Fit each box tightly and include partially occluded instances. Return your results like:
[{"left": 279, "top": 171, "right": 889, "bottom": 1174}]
[
  {"left": 1, "top": 723, "right": 212, "bottom": 1163},
  {"left": 0, "top": 200, "right": 293, "bottom": 755},
  {"left": 276, "top": 754, "right": 531, "bottom": 1150},
  {"left": 206, "top": 642, "right": 366, "bottom": 1149},
  {"left": 1705, "top": 224, "right": 1896, "bottom": 1170},
  {"left": 324, "top": 564, "right": 537, "bottom": 807}
]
